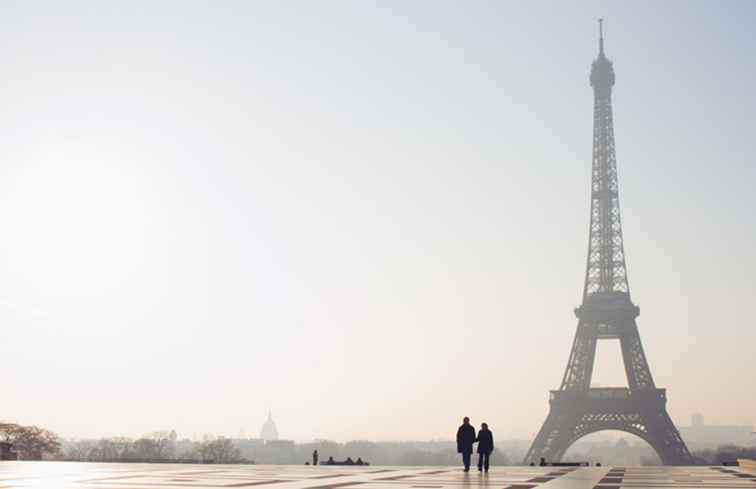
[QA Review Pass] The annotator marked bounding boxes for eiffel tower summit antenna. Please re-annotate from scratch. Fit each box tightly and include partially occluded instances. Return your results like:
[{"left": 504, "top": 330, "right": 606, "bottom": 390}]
[{"left": 523, "top": 24, "right": 695, "bottom": 466}]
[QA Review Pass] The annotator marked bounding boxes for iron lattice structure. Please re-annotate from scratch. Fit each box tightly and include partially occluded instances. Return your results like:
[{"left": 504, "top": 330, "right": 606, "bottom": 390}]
[{"left": 523, "top": 22, "right": 694, "bottom": 465}]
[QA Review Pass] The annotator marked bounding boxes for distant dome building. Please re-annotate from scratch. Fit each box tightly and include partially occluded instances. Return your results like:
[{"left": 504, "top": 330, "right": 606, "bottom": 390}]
[{"left": 260, "top": 411, "right": 279, "bottom": 441}]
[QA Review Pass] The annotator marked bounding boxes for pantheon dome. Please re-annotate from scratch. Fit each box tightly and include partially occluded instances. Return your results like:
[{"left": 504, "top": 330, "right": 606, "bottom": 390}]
[{"left": 260, "top": 411, "right": 279, "bottom": 441}]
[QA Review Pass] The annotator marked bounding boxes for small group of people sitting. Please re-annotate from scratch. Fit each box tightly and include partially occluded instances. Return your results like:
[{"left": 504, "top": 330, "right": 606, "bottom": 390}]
[
  {"left": 307, "top": 450, "right": 369, "bottom": 466},
  {"left": 527, "top": 458, "right": 592, "bottom": 467},
  {"left": 322, "top": 456, "right": 368, "bottom": 466},
  {"left": 456, "top": 417, "right": 494, "bottom": 473}
]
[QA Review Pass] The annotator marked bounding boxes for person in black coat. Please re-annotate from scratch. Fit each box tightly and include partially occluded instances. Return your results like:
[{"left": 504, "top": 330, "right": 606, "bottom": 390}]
[
  {"left": 456, "top": 417, "right": 477, "bottom": 472},
  {"left": 475, "top": 423, "right": 494, "bottom": 472}
]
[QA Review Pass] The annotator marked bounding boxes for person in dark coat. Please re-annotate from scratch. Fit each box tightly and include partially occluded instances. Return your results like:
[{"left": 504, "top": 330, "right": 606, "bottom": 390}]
[
  {"left": 456, "top": 417, "right": 477, "bottom": 472},
  {"left": 475, "top": 422, "right": 494, "bottom": 472}
]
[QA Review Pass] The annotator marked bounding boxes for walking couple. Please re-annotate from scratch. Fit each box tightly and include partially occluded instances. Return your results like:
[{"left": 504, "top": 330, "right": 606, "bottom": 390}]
[{"left": 456, "top": 417, "right": 494, "bottom": 473}]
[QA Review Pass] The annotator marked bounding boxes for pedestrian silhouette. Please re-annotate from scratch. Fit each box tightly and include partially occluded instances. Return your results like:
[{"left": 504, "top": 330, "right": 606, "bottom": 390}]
[
  {"left": 539, "top": 457, "right": 546, "bottom": 467},
  {"left": 475, "top": 422, "right": 494, "bottom": 473},
  {"left": 313, "top": 450, "right": 319, "bottom": 466},
  {"left": 456, "top": 416, "right": 477, "bottom": 472}
]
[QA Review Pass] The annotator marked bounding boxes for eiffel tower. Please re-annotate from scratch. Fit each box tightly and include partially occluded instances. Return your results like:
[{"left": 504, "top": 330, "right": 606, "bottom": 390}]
[{"left": 523, "top": 21, "right": 694, "bottom": 466}]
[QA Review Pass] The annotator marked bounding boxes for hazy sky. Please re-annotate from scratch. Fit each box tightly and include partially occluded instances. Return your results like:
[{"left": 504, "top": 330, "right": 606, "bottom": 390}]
[{"left": 0, "top": 1, "right": 754, "bottom": 443}]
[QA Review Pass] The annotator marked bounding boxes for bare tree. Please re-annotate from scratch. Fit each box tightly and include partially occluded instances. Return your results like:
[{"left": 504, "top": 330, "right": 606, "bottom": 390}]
[
  {"left": 88, "top": 437, "right": 136, "bottom": 461},
  {"left": 148, "top": 431, "right": 176, "bottom": 459},
  {"left": 130, "top": 431, "right": 175, "bottom": 460},
  {"left": 63, "top": 439, "right": 96, "bottom": 461},
  {"left": 194, "top": 437, "right": 241, "bottom": 463},
  {"left": 0, "top": 423, "right": 61, "bottom": 460}
]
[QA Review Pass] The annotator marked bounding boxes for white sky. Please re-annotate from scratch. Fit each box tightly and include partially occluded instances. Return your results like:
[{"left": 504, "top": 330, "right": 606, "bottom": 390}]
[{"left": 0, "top": 1, "right": 754, "bottom": 442}]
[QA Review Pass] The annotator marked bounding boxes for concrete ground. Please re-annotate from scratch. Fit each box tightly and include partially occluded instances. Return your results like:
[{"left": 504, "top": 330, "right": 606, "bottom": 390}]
[{"left": 0, "top": 463, "right": 753, "bottom": 488}]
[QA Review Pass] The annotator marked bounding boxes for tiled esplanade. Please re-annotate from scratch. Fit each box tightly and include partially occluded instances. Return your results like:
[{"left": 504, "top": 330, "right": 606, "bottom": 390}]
[{"left": 0, "top": 463, "right": 754, "bottom": 489}]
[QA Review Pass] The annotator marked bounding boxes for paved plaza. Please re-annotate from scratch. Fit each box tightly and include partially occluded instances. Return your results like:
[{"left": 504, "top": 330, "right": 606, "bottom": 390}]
[{"left": 0, "top": 463, "right": 754, "bottom": 489}]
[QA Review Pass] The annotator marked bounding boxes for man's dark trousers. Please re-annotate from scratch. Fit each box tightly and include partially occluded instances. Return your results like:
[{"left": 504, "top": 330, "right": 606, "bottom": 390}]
[
  {"left": 477, "top": 451, "right": 491, "bottom": 472},
  {"left": 461, "top": 451, "right": 472, "bottom": 471}
]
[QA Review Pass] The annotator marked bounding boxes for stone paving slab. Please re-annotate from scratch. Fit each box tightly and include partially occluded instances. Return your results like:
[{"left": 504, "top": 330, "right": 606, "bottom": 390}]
[{"left": 0, "top": 463, "right": 753, "bottom": 489}]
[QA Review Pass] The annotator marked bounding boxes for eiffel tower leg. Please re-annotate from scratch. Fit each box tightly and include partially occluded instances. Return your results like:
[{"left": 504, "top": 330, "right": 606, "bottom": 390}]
[
  {"left": 641, "top": 409, "right": 695, "bottom": 465},
  {"left": 523, "top": 408, "right": 579, "bottom": 464}
]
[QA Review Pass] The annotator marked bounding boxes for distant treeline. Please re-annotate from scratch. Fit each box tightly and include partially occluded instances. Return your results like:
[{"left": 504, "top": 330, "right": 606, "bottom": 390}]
[
  {"left": 63, "top": 432, "right": 247, "bottom": 464},
  {"left": 691, "top": 445, "right": 756, "bottom": 465}
]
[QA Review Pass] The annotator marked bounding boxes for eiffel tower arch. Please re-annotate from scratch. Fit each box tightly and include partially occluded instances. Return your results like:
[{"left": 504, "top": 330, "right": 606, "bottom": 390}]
[{"left": 523, "top": 21, "right": 694, "bottom": 466}]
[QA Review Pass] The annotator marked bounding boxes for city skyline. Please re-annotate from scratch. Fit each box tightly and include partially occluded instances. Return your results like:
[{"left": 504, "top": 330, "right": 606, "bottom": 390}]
[{"left": 0, "top": 1, "right": 754, "bottom": 444}]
